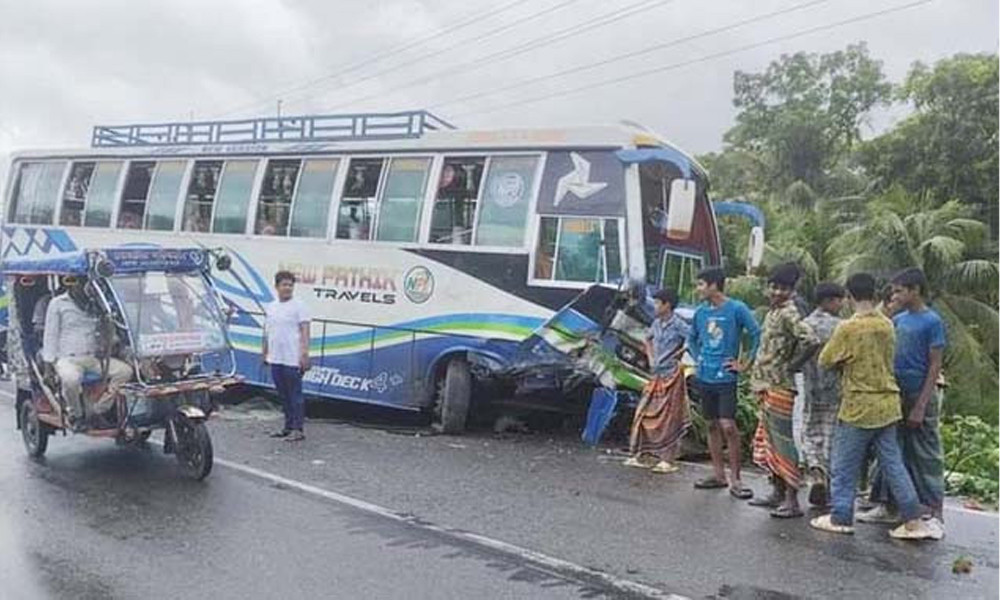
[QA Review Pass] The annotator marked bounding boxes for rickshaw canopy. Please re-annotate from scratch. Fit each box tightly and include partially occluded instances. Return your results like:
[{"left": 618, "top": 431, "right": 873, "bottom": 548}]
[{"left": 1, "top": 247, "right": 211, "bottom": 277}]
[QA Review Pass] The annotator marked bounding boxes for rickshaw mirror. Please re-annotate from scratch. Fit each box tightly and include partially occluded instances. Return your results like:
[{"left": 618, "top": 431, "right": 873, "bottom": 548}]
[
  {"left": 215, "top": 254, "right": 232, "bottom": 272},
  {"left": 95, "top": 258, "right": 115, "bottom": 278}
]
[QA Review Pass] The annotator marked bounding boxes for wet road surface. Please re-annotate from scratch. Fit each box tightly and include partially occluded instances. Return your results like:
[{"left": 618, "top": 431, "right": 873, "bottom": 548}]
[{"left": 1, "top": 389, "right": 997, "bottom": 599}]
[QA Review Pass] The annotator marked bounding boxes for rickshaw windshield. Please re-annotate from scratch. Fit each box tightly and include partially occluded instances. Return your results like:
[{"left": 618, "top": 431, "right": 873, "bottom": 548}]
[{"left": 109, "top": 272, "right": 227, "bottom": 358}]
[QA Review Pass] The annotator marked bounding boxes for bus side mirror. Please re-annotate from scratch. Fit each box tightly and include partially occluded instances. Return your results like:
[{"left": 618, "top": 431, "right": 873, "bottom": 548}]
[{"left": 665, "top": 179, "right": 696, "bottom": 240}]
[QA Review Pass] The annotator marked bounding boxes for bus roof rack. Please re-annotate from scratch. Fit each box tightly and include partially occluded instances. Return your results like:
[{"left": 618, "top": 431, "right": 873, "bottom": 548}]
[{"left": 91, "top": 110, "right": 456, "bottom": 148}]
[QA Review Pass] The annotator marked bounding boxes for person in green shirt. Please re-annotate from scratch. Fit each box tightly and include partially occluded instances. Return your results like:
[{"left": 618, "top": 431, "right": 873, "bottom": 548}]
[
  {"left": 809, "top": 273, "right": 938, "bottom": 540},
  {"left": 749, "top": 264, "right": 820, "bottom": 519}
]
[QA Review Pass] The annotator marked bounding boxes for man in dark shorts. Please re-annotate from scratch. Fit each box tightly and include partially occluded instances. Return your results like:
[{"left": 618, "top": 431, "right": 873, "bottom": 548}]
[{"left": 688, "top": 267, "right": 761, "bottom": 499}]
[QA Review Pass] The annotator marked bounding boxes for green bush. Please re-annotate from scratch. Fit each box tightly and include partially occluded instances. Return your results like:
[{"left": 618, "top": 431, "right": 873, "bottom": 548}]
[{"left": 941, "top": 415, "right": 999, "bottom": 506}]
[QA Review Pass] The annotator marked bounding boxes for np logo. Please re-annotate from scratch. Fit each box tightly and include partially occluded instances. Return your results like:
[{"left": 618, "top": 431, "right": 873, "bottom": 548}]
[{"left": 403, "top": 266, "right": 434, "bottom": 304}]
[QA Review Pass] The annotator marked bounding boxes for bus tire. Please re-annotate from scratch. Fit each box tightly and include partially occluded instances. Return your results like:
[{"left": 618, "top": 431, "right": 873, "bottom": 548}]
[{"left": 435, "top": 358, "right": 471, "bottom": 435}]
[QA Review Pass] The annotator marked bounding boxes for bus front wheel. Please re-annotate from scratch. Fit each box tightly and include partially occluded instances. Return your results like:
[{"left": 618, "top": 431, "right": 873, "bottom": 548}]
[{"left": 434, "top": 358, "right": 471, "bottom": 435}]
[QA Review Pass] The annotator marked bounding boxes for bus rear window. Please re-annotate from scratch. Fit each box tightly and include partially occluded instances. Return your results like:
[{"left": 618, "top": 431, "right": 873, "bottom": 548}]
[
  {"left": 8, "top": 161, "right": 66, "bottom": 225},
  {"left": 533, "top": 216, "right": 622, "bottom": 284}
]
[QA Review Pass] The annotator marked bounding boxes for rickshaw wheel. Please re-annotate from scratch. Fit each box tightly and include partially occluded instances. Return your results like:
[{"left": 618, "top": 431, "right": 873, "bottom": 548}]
[
  {"left": 20, "top": 401, "right": 49, "bottom": 459},
  {"left": 174, "top": 418, "right": 213, "bottom": 480}
]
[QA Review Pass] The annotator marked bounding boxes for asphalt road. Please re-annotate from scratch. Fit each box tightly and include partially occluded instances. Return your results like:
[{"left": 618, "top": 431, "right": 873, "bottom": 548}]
[{"left": 1, "top": 388, "right": 997, "bottom": 600}]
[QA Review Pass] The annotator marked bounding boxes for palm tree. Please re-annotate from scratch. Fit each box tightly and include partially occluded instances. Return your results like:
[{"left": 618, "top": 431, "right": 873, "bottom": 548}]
[{"left": 829, "top": 191, "right": 999, "bottom": 418}]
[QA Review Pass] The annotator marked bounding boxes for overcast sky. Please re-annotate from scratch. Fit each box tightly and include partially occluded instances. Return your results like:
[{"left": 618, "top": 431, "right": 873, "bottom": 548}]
[{"left": 0, "top": 0, "right": 996, "bottom": 173}]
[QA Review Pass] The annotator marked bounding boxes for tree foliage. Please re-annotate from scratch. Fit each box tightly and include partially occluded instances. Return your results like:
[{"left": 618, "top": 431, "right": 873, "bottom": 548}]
[
  {"left": 726, "top": 43, "right": 891, "bottom": 190},
  {"left": 701, "top": 46, "right": 999, "bottom": 422},
  {"left": 858, "top": 54, "right": 999, "bottom": 232}
]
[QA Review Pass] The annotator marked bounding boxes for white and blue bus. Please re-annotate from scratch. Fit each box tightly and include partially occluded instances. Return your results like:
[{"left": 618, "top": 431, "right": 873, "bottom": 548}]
[{"left": 1, "top": 110, "right": 758, "bottom": 432}]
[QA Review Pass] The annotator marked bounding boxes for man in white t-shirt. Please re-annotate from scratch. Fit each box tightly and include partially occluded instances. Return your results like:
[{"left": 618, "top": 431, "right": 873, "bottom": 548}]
[{"left": 263, "top": 270, "right": 311, "bottom": 442}]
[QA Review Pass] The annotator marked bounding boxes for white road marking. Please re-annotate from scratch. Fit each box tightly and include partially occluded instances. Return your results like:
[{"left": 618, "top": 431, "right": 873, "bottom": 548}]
[{"left": 213, "top": 455, "right": 685, "bottom": 599}]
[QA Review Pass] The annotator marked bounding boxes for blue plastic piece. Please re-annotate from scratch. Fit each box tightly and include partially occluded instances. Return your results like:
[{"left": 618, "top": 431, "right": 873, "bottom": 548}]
[{"left": 581, "top": 387, "right": 619, "bottom": 446}]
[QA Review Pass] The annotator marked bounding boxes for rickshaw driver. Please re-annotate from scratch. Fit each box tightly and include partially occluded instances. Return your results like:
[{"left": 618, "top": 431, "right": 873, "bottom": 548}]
[{"left": 41, "top": 276, "right": 133, "bottom": 424}]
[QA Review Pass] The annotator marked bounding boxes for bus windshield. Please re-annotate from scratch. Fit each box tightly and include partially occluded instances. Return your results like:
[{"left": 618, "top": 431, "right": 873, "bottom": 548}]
[{"left": 111, "top": 272, "right": 227, "bottom": 357}]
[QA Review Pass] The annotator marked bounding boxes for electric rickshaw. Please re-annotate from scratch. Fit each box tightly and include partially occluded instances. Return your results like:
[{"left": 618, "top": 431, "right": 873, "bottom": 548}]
[{"left": 4, "top": 247, "right": 241, "bottom": 479}]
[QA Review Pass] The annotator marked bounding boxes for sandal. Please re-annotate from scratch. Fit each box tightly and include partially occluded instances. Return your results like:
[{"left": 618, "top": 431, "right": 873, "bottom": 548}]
[
  {"left": 770, "top": 505, "right": 804, "bottom": 519},
  {"left": 651, "top": 461, "right": 680, "bottom": 474},
  {"left": 694, "top": 476, "right": 727, "bottom": 489},
  {"left": 810, "top": 514, "right": 854, "bottom": 535},
  {"left": 729, "top": 484, "right": 753, "bottom": 500}
]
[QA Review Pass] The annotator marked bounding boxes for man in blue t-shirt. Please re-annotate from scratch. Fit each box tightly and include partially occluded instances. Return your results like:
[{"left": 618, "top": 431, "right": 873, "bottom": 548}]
[
  {"left": 688, "top": 267, "right": 761, "bottom": 499},
  {"left": 860, "top": 267, "right": 947, "bottom": 535}
]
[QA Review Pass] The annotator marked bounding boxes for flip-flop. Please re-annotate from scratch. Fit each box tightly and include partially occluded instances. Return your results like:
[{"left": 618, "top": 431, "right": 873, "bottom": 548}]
[
  {"left": 729, "top": 485, "right": 753, "bottom": 500},
  {"left": 770, "top": 506, "right": 804, "bottom": 519},
  {"left": 651, "top": 461, "right": 680, "bottom": 474},
  {"left": 694, "top": 477, "right": 727, "bottom": 489}
]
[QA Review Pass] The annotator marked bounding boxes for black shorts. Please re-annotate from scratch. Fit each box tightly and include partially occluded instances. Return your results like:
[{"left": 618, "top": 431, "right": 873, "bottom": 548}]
[{"left": 695, "top": 380, "right": 738, "bottom": 420}]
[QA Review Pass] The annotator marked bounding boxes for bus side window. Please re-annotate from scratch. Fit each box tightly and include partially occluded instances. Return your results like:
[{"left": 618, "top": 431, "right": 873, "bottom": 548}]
[
  {"left": 533, "top": 216, "right": 621, "bottom": 283},
  {"left": 375, "top": 157, "right": 431, "bottom": 243},
  {"left": 143, "top": 161, "right": 186, "bottom": 231},
  {"left": 289, "top": 159, "right": 339, "bottom": 238},
  {"left": 118, "top": 161, "right": 156, "bottom": 229},
  {"left": 182, "top": 161, "right": 222, "bottom": 233},
  {"left": 474, "top": 155, "right": 538, "bottom": 247},
  {"left": 211, "top": 160, "right": 259, "bottom": 234},
  {"left": 255, "top": 159, "right": 301, "bottom": 236},
  {"left": 335, "top": 158, "right": 383, "bottom": 240},
  {"left": 83, "top": 162, "right": 124, "bottom": 228},
  {"left": 7, "top": 161, "right": 66, "bottom": 225},
  {"left": 429, "top": 157, "right": 484, "bottom": 245},
  {"left": 60, "top": 162, "right": 96, "bottom": 226}
]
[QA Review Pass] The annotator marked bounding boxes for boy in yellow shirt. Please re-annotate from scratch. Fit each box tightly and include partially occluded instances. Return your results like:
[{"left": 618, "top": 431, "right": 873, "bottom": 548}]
[{"left": 809, "top": 273, "right": 938, "bottom": 540}]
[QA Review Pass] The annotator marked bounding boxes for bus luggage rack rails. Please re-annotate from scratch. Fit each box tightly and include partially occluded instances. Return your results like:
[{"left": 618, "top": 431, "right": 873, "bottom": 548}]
[{"left": 91, "top": 110, "right": 456, "bottom": 148}]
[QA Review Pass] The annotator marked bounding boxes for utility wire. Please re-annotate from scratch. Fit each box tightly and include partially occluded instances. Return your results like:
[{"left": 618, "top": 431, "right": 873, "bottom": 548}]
[
  {"left": 324, "top": 0, "right": 676, "bottom": 112},
  {"left": 226, "top": 0, "right": 588, "bottom": 119},
  {"left": 212, "top": 0, "right": 536, "bottom": 119},
  {"left": 449, "top": 0, "right": 934, "bottom": 120},
  {"left": 431, "top": 0, "right": 830, "bottom": 112}
]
